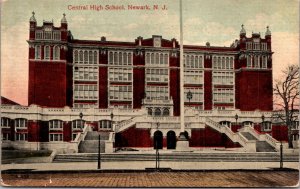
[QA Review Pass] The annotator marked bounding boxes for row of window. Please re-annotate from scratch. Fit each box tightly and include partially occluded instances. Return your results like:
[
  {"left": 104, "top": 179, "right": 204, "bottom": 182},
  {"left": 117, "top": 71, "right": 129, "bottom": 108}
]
[
  {"left": 74, "top": 67, "right": 98, "bottom": 81},
  {"left": 183, "top": 54, "right": 203, "bottom": 68},
  {"left": 145, "top": 52, "right": 169, "bottom": 65},
  {"left": 73, "top": 103, "right": 97, "bottom": 109},
  {"left": 147, "top": 107, "right": 170, "bottom": 116},
  {"left": 35, "top": 30, "right": 61, "bottom": 40},
  {"left": 145, "top": 86, "right": 169, "bottom": 100},
  {"left": 212, "top": 56, "right": 234, "bottom": 70},
  {"left": 35, "top": 45, "right": 60, "bottom": 60},
  {"left": 146, "top": 68, "right": 169, "bottom": 83},
  {"left": 74, "top": 84, "right": 98, "bottom": 100},
  {"left": 108, "top": 51, "right": 133, "bottom": 65},
  {"left": 246, "top": 55, "right": 268, "bottom": 68},
  {"left": 246, "top": 42, "right": 268, "bottom": 50},
  {"left": 184, "top": 70, "right": 203, "bottom": 84},
  {"left": 73, "top": 50, "right": 98, "bottom": 64},
  {"left": 213, "top": 88, "right": 234, "bottom": 103},
  {"left": 109, "top": 85, "right": 133, "bottom": 101},
  {"left": 212, "top": 71, "right": 234, "bottom": 85},
  {"left": 109, "top": 68, "right": 133, "bottom": 82}
]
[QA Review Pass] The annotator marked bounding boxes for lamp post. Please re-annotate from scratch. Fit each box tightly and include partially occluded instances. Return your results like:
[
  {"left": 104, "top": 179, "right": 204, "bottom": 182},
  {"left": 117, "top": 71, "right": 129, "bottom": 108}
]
[
  {"left": 79, "top": 112, "right": 83, "bottom": 131},
  {"left": 280, "top": 140, "right": 283, "bottom": 169},
  {"left": 187, "top": 90, "right": 193, "bottom": 107},
  {"left": 235, "top": 114, "right": 239, "bottom": 125},
  {"left": 155, "top": 122, "right": 160, "bottom": 170},
  {"left": 261, "top": 114, "right": 265, "bottom": 131}
]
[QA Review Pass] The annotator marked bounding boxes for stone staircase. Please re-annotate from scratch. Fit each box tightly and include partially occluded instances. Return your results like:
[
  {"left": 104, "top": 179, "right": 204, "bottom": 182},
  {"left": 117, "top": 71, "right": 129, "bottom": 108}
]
[
  {"left": 240, "top": 132, "right": 276, "bottom": 152},
  {"left": 78, "top": 131, "right": 110, "bottom": 153},
  {"left": 53, "top": 152, "right": 299, "bottom": 162}
]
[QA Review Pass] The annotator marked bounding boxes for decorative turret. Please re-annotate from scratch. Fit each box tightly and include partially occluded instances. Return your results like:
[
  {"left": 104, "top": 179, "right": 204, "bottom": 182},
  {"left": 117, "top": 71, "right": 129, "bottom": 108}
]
[
  {"left": 265, "top": 26, "right": 271, "bottom": 37},
  {"left": 29, "top": 11, "right": 36, "bottom": 40},
  {"left": 61, "top": 13, "right": 67, "bottom": 23},
  {"left": 240, "top": 24, "right": 246, "bottom": 37},
  {"left": 60, "top": 13, "right": 68, "bottom": 41},
  {"left": 30, "top": 11, "right": 36, "bottom": 22}
]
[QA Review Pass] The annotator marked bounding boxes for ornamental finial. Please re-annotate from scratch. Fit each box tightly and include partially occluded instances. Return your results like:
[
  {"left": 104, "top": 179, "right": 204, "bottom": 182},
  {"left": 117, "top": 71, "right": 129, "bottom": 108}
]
[
  {"left": 61, "top": 13, "right": 67, "bottom": 23},
  {"left": 265, "top": 26, "right": 271, "bottom": 36},
  {"left": 240, "top": 24, "right": 246, "bottom": 35},
  {"left": 30, "top": 11, "right": 36, "bottom": 22}
]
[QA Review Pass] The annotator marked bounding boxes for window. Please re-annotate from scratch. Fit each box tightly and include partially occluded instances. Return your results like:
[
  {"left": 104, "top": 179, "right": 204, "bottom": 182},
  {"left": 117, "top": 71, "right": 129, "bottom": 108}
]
[
  {"left": 15, "top": 133, "right": 27, "bottom": 141},
  {"left": 49, "top": 133, "right": 63, "bottom": 141},
  {"left": 220, "top": 121, "right": 231, "bottom": 127},
  {"left": 162, "top": 108, "right": 170, "bottom": 116},
  {"left": 35, "top": 45, "right": 41, "bottom": 59},
  {"left": 15, "top": 118, "right": 27, "bottom": 128},
  {"left": 262, "top": 122, "right": 272, "bottom": 131},
  {"left": 73, "top": 67, "right": 98, "bottom": 81},
  {"left": 49, "top": 120, "right": 63, "bottom": 130},
  {"left": 109, "top": 85, "right": 133, "bottom": 101},
  {"left": 213, "top": 88, "right": 234, "bottom": 103},
  {"left": 74, "top": 50, "right": 78, "bottom": 63},
  {"left": 184, "top": 88, "right": 203, "bottom": 102},
  {"left": 212, "top": 56, "right": 234, "bottom": 69},
  {"left": 73, "top": 103, "right": 96, "bottom": 109},
  {"left": 99, "top": 120, "right": 112, "bottom": 129},
  {"left": 1, "top": 117, "right": 11, "bottom": 128},
  {"left": 212, "top": 71, "right": 234, "bottom": 85},
  {"left": 74, "top": 84, "right": 98, "bottom": 100},
  {"left": 109, "top": 68, "right": 133, "bottom": 82},
  {"left": 145, "top": 52, "right": 168, "bottom": 65},
  {"left": 247, "top": 55, "right": 252, "bottom": 67},
  {"left": 262, "top": 56, "right": 267, "bottom": 68},
  {"left": 148, "top": 108, "right": 153, "bottom": 116},
  {"left": 44, "top": 31, "right": 52, "bottom": 40},
  {"left": 53, "top": 46, "right": 60, "bottom": 60},
  {"left": 154, "top": 108, "right": 161, "bottom": 116},
  {"left": 35, "top": 30, "right": 43, "bottom": 39},
  {"left": 53, "top": 31, "right": 61, "bottom": 40},
  {"left": 146, "top": 68, "right": 168, "bottom": 83},
  {"left": 292, "top": 121, "right": 299, "bottom": 130},
  {"left": 108, "top": 51, "right": 133, "bottom": 65},
  {"left": 2, "top": 133, "right": 10, "bottom": 141},
  {"left": 254, "top": 56, "right": 260, "bottom": 68},
  {"left": 243, "top": 121, "right": 253, "bottom": 127},
  {"left": 44, "top": 46, "right": 50, "bottom": 60},
  {"left": 184, "top": 70, "right": 203, "bottom": 84},
  {"left": 145, "top": 86, "right": 168, "bottom": 100},
  {"left": 72, "top": 120, "right": 84, "bottom": 130},
  {"left": 184, "top": 54, "right": 203, "bottom": 68}
]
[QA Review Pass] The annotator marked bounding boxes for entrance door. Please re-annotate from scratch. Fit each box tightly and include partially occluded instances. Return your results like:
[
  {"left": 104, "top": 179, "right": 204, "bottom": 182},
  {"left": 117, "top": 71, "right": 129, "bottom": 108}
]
[
  {"left": 153, "top": 130, "right": 163, "bottom": 149},
  {"left": 167, "top": 131, "right": 176, "bottom": 149}
]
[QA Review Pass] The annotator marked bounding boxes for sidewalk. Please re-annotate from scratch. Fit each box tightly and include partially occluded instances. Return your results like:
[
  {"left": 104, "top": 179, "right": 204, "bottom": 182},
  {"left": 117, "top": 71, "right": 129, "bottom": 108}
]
[{"left": 1, "top": 161, "right": 299, "bottom": 172}]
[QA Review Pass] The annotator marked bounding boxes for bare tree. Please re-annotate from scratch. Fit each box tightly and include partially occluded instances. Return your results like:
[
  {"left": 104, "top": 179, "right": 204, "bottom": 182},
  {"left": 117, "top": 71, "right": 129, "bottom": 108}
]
[{"left": 273, "top": 64, "right": 299, "bottom": 148}]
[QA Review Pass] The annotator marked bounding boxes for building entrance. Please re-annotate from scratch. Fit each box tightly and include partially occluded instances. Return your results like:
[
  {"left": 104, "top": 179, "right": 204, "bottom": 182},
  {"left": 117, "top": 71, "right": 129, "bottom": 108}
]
[
  {"left": 153, "top": 130, "right": 163, "bottom": 149},
  {"left": 167, "top": 130, "right": 176, "bottom": 149}
]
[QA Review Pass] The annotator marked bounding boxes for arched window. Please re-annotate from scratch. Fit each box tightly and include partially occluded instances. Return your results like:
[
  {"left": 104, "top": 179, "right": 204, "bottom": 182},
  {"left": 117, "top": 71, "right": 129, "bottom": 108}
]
[
  {"left": 74, "top": 50, "right": 78, "bottom": 63},
  {"left": 150, "top": 53, "right": 154, "bottom": 64},
  {"left": 247, "top": 55, "right": 252, "bottom": 67},
  {"left": 230, "top": 57, "right": 234, "bottom": 68},
  {"left": 164, "top": 54, "right": 168, "bottom": 65},
  {"left": 53, "top": 46, "right": 60, "bottom": 60},
  {"left": 35, "top": 45, "right": 41, "bottom": 59},
  {"left": 123, "top": 52, "right": 127, "bottom": 64},
  {"left": 191, "top": 56, "right": 195, "bottom": 68},
  {"left": 160, "top": 53, "right": 163, "bottom": 64},
  {"left": 146, "top": 53, "right": 150, "bottom": 64},
  {"left": 89, "top": 51, "right": 93, "bottom": 64},
  {"left": 148, "top": 108, "right": 153, "bottom": 116},
  {"left": 225, "top": 57, "right": 229, "bottom": 69},
  {"left": 44, "top": 45, "right": 50, "bottom": 60},
  {"left": 254, "top": 56, "right": 259, "bottom": 68},
  {"left": 221, "top": 57, "right": 225, "bottom": 69},
  {"left": 114, "top": 52, "right": 118, "bottom": 64},
  {"left": 84, "top": 51, "right": 88, "bottom": 64},
  {"left": 127, "top": 53, "right": 132, "bottom": 65},
  {"left": 155, "top": 53, "right": 159, "bottom": 64},
  {"left": 119, "top": 52, "right": 123, "bottom": 65},
  {"left": 79, "top": 51, "right": 83, "bottom": 63},
  {"left": 93, "top": 51, "right": 97, "bottom": 64},
  {"left": 262, "top": 56, "right": 267, "bottom": 68},
  {"left": 109, "top": 52, "right": 113, "bottom": 64},
  {"left": 154, "top": 108, "right": 161, "bottom": 116},
  {"left": 195, "top": 56, "right": 199, "bottom": 68},
  {"left": 162, "top": 108, "right": 170, "bottom": 116}
]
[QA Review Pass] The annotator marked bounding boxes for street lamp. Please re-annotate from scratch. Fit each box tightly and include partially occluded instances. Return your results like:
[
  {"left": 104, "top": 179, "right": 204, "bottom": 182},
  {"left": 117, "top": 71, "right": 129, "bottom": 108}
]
[
  {"left": 186, "top": 90, "right": 193, "bottom": 107},
  {"left": 235, "top": 114, "right": 239, "bottom": 125},
  {"left": 155, "top": 122, "right": 160, "bottom": 170},
  {"left": 261, "top": 114, "right": 265, "bottom": 131},
  {"left": 79, "top": 112, "right": 83, "bottom": 130}
]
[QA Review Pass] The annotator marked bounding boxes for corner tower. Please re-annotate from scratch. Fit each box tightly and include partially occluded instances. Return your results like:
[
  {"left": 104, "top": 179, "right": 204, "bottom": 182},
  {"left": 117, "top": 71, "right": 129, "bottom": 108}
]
[{"left": 28, "top": 13, "right": 70, "bottom": 107}]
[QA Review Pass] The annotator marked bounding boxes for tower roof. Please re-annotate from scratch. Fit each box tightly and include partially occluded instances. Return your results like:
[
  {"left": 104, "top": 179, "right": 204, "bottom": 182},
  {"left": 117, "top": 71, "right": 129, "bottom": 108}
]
[
  {"left": 30, "top": 11, "right": 36, "bottom": 22},
  {"left": 61, "top": 13, "right": 67, "bottom": 23},
  {"left": 240, "top": 24, "right": 246, "bottom": 35}
]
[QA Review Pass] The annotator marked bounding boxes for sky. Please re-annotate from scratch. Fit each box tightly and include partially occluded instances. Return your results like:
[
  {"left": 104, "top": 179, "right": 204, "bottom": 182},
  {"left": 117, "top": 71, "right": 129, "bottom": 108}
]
[{"left": 1, "top": 0, "right": 299, "bottom": 105}]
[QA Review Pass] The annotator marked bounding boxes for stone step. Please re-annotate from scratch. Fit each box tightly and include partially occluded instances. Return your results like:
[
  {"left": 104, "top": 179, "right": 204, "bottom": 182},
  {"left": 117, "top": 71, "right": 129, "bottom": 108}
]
[
  {"left": 241, "top": 132, "right": 257, "bottom": 140},
  {"left": 256, "top": 141, "right": 276, "bottom": 152},
  {"left": 53, "top": 153, "right": 299, "bottom": 162},
  {"left": 78, "top": 140, "right": 106, "bottom": 153},
  {"left": 84, "top": 131, "right": 110, "bottom": 140}
]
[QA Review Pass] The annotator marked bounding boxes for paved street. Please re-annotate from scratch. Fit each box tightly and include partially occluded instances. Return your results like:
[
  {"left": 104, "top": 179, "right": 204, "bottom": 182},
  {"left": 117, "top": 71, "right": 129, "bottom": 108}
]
[{"left": 1, "top": 170, "right": 299, "bottom": 187}]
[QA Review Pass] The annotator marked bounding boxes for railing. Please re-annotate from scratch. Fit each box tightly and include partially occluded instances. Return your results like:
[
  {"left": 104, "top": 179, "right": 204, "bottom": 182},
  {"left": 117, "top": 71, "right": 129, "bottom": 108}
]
[
  {"left": 72, "top": 123, "right": 90, "bottom": 146},
  {"left": 265, "top": 133, "right": 281, "bottom": 150}
]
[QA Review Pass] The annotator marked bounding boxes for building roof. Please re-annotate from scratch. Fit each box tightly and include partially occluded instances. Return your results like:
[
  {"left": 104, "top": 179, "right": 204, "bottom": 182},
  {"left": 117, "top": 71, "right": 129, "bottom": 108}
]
[{"left": 1, "top": 96, "right": 20, "bottom": 105}]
